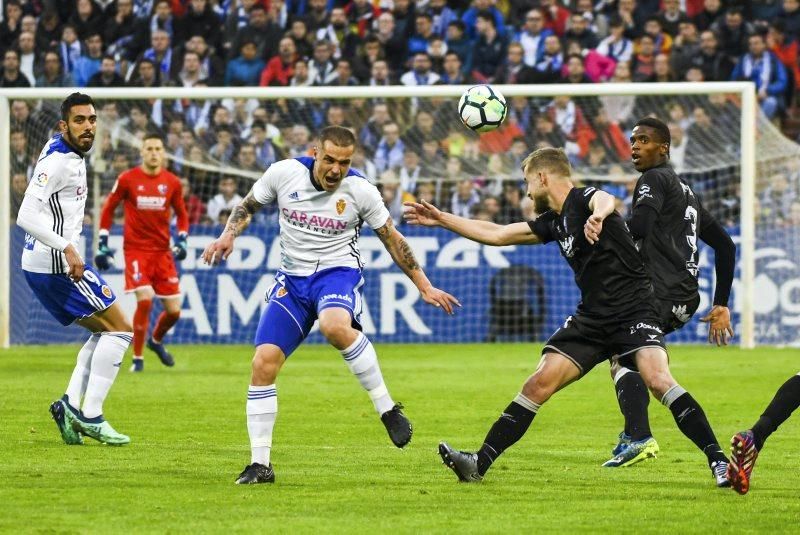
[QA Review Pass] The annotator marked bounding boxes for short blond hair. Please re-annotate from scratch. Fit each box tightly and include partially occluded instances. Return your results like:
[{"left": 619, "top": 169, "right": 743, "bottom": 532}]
[{"left": 521, "top": 147, "right": 572, "bottom": 178}]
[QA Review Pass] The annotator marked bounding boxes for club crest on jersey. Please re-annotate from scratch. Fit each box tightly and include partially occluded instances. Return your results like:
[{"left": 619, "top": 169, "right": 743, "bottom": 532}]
[
  {"left": 336, "top": 198, "right": 346, "bottom": 215},
  {"left": 672, "top": 304, "right": 691, "bottom": 323},
  {"left": 276, "top": 287, "right": 288, "bottom": 298},
  {"left": 101, "top": 285, "right": 113, "bottom": 298},
  {"left": 158, "top": 184, "right": 168, "bottom": 195},
  {"left": 558, "top": 235, "right": 575, "bottom": 257},
  {"left": 638, "top": 184, "right": 653, "bottom": 200}
]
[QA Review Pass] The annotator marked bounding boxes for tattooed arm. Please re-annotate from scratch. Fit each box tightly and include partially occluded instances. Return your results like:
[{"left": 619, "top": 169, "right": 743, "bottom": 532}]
[
  {"left": 374, "top": 217, "right": 460, "bottom": 314},
  {"left": 223, "top": 191, "right": 266, "bottom": 237},
  {"left": 202, "top": 191, "right": 266, "bottom": 265}
]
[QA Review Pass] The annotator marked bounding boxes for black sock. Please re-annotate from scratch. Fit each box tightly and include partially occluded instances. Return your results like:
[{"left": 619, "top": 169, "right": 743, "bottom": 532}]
[
  {"left": 476, "top": 399, "right": 537, "bottom": 475},
  {"left": 751, "top": 374, "right": 800, "bottom": 451},
  {"left": 614, "top": 371, "right": 652, "bottom": 441},
  {"left": 665, "top": 389, "right": 726, "bottom": 466}
]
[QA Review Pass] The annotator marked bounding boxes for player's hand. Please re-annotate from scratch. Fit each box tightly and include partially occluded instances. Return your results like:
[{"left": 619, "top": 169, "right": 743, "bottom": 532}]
[
  {"left": 94, "top": 234, "right": 115, "bottom": 271},
  {"left": 419, "top": 285, "right": 461, "bottom": 315},
  {"left": 700, "top": 305, "right": 734, "bottom": 346},
  {"left": 403, "top": 200, "right": 443, "bottom": 227},
  {"left": 202, "top": 232, "right": 235, "bottom": 265},
  {"left": 172, "top": 232, "right": 188, "bottom": 261},
  {"left": 584, "top": 214, "right": 604, "bottom": 244},
  {"left": 64, "top": 244, "right": 85, "bottom": 282}
]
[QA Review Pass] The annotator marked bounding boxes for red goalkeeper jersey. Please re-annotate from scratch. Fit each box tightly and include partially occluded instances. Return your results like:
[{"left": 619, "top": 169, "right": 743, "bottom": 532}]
[{"left": 100, "top": 167, "right": 189, "bottom": 252}]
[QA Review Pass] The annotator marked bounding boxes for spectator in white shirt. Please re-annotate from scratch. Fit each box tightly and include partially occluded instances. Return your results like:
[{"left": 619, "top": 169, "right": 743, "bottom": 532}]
[{"left": 206, "top": 176, "right": 244, "bottom": 222}]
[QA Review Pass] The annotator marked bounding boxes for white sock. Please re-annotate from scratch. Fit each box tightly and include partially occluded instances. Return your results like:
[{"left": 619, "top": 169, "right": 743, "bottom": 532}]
[
  {"left": 65, "top": 333, "right": 100, "bottom": 409},
  {"left": 247, "top": 385, "right": 277, "bottom": 466},
  {"left": 660, "top": 384, "right": 688, "bottom": 408},
  {"left": 613, "top": 367, "right": 634, "bottom": 385},
  {"left": 341, "top": 333, "right": 395, "bottom": 415},
  {"left": 81, "top": 332, "right": 131, "bottom": 419},
  {"left": 513, "top": 393, "right": 541, "bottom": 413}
]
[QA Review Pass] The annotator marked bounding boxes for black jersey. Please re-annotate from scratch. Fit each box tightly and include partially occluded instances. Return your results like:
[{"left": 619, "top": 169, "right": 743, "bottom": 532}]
[
  {"left": 632, "top": 163, "right": 700, "bottom": 302},
  {"left": 528, "top": 187, "right": 653, "bottom": 318}
]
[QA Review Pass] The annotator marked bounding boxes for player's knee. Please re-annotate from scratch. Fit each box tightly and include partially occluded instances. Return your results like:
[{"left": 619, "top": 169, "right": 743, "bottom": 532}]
[
  {"left": 112, "top": 318, "right": 133, "bottom": 333},
  {"left": 521, "top": 371, "right": 558, "bottom": 404},
  {"left": 252, "top": 347, "right": 283, "bottom": 382},
  {"left": 318, "top": 317, "right": 354, "bottom": 347},
  {"left": 162, "top": 298, "right": 182, "bottom": 316},
  {"left": 642, "top": 371, "right": 675, "bottom": 400}
]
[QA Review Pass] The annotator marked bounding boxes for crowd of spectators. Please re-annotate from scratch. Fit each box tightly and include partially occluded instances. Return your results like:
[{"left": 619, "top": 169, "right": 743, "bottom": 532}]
[{"left": 3, "top": 0, "right": 800, "bottom": 227}]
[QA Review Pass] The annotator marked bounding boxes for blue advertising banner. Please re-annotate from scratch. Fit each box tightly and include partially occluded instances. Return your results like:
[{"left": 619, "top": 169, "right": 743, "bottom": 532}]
[{"left": 9, "top": 224, "right": 800, "bottom": 346}]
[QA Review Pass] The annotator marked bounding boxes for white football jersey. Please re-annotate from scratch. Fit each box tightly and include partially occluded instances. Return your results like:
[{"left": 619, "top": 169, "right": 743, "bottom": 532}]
[
  {"left": 252, "top": 157, "right": 390, "bottom": 275},
  {"left": 22, "top": 134, "right": 89, "bottom": 274}
]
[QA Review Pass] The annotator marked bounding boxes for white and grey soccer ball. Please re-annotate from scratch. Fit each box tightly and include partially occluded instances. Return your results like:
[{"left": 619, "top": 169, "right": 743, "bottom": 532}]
[{"left": 458, "top": 85, "right": 508, "bottom": 133}]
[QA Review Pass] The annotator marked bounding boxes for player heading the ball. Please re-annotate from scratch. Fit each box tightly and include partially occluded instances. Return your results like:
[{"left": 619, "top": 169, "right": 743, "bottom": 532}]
[{"left": 202, "top": 125, "right": 460, "bottom": 485}]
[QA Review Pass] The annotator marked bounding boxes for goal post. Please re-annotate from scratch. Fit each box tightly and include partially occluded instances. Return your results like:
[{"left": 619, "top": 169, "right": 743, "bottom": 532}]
[
  {"left": 0, "top": 82, "right": 760, "bottom": 349},
  {"left": 0, "top": 95, "right": 10, "bottom": 349},
  {"left": 738, "top": 85, "right": 757, "bottom": 350}
]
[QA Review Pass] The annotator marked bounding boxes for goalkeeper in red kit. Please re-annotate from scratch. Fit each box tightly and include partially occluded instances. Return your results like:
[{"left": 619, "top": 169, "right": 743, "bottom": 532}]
[{"left": 97, "top": 133, "right": 189, "bottom": 372}]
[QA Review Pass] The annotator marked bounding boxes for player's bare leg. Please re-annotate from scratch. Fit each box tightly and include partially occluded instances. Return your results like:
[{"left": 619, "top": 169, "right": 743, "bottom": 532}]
[
  {"left": 236, "top": 343, "right": 285, "bottom": 484},
  {"left": 67, "top": 302, "right": 133, "bottom": 445},
  {"left": 439, "top": 352, "right": 580, "bottom": 482},
  {"left": 318, "top": 307, "right": 412, "bottom": 448},
  {"left": 147, "top": 295, "right": 180, "bottom": 367},
  {"left": 635, "top": 347, "right": 729, "bottom": 486},
  {"left": 130, "top": 286, "right": 155, "bottom": 372}
]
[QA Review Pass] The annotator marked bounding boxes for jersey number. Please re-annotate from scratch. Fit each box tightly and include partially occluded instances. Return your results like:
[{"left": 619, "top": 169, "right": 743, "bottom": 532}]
[
  {"left": 83, "top": 269, "right": 101, "bottom": 287},
  {"left": 684, "top": 206, "right": 699, "bottom": 277}
]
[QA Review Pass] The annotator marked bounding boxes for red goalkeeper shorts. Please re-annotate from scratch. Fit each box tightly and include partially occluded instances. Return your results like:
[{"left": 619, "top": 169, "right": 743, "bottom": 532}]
[{"left": 124, "top": 250, "right": 181, "bottom": 298}]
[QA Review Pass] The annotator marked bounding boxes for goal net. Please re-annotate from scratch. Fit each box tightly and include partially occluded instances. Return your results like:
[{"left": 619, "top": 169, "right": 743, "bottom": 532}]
[{"left": 2, "top": 83, "right": 794, "bottom": 349}]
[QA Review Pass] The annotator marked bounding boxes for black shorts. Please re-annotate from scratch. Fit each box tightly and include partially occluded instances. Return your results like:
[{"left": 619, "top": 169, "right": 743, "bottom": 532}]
[
  {"left": 542, "top": 310, "right": 667, "bottom": 376},
  {"left": 657, "top": 295, "right": 701, "bottom": 335}
]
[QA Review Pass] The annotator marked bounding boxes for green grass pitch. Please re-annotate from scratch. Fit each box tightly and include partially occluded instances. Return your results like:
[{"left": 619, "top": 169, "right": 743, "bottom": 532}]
[{"left": 1, "top": 343, "right": 799, "bottom": 532}]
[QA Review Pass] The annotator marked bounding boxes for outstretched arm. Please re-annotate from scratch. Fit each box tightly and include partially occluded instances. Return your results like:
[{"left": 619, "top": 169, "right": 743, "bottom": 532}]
[
  {"left": 223, "top": 191, "right": 265, "bottom": 238},
  {"left": 374, "top": 216, "right": 461, "bottom": 314},
  {"left": 403, "top": 200, "right": 539, "bottom": 246},
  {"left": 201, "top": 191, "right": 265, "bottom": 265}
]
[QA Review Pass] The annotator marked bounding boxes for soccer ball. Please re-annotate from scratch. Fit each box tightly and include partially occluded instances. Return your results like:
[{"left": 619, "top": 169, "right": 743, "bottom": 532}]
[{"left": 458, "top": 85, "right": 508, "bottom": 133}]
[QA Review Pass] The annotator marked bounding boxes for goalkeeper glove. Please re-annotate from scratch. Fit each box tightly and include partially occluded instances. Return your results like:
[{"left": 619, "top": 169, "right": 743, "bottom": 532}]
[
  {"left": 172, "top": 232, "right": 188, "bottom": 261},
  {"left": 94, "top": 233, "right": 115, "bottom": 271}
]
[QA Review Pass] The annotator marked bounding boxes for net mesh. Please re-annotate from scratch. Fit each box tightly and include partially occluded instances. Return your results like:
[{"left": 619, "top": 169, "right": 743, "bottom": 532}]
[{"left": 7, "top": 88, "right": 800, "bottom": 346}]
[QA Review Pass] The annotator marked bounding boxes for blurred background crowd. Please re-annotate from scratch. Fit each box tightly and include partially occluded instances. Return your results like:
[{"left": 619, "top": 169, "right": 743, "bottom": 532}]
[{"left": 3, "top": 0, "right": 800, "bottom": 229}]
